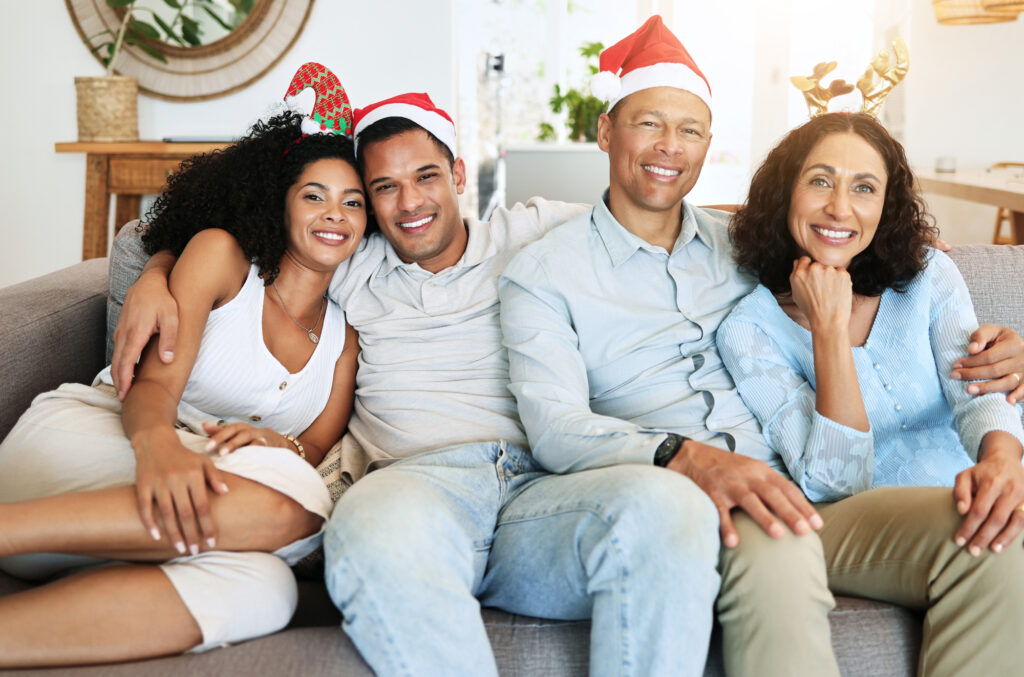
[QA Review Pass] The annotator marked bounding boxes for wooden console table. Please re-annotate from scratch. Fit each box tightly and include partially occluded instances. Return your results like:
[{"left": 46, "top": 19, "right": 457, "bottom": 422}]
[
  {"left": 916, "top": 168, "right": 1024, "bottom": 245},
  {"left": 55, "top": 141, "right": 230, "bottom": 260}
]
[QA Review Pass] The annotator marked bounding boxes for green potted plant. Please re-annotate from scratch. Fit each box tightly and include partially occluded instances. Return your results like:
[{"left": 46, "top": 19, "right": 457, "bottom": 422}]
[
  {"left": 537, "top": 41, "right": 606, "bottom": 142},
  {"left": 75, "top": 0, "right": 148, "bottom": 142},
  {"left": 75, "top": 0, "right": 249, "bottom": 142}
]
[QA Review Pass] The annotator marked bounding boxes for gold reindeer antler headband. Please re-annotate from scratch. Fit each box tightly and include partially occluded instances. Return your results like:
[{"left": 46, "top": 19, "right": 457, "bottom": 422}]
[{"left": 791, "top": 37, "right": 909, "bottom": 118}]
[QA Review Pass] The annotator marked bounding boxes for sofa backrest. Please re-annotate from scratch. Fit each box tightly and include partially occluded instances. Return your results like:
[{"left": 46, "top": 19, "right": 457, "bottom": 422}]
[{"left": 947, "top": 245, "right": 1024, "bottom": 340}]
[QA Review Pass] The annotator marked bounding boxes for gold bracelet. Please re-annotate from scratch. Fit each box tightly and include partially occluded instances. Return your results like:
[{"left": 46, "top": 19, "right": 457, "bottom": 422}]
[{"left": 284, "top": 434, "right": 306, "bottom": 460}]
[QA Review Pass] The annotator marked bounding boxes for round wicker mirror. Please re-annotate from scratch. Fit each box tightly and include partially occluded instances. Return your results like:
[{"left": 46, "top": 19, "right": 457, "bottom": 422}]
[{"left": 66, "top": 0, "right": 315, "bottom": 102}]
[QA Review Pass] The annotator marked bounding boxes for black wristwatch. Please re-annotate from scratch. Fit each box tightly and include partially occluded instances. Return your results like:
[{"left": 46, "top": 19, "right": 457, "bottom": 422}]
[{"left": 653, "top": 433, "right": 688, "bottom": 467}]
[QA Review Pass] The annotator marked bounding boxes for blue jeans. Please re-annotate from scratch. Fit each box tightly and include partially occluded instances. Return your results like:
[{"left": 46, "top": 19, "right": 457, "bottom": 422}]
[{"left": 324, "top": 441, "right": 720, "bottom": 676}]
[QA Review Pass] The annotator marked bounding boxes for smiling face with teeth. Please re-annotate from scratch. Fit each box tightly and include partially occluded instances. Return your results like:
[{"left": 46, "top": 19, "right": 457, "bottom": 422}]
[
  {"left": 787, "top": 132, "right": 888, "bottom": 270},
  {"left": 362, "top": 129, "right": 468, "bottom": 273},
  {"left": 598, "top": 86, "right": 711, "bottom": 228},
  {"left": 282, "top": 157, "right": 367, "bottom": 272}
]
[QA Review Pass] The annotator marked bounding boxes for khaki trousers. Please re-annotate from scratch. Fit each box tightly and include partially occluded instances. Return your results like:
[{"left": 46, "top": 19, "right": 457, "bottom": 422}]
[
  {"left": 819, "top": 486, "right": 1024, "bottom": 677},
  {"left": 717, "top": 513, "right": 839, "bottom": 677},
  {"left": 718, "top": 485, "right": 1024, "bottom": 677}
]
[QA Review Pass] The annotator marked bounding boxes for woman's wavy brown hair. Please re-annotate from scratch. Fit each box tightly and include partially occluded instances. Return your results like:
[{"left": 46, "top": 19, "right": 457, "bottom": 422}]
[{"left": 729, "top": 113, "right": 936, "bottom": 297}]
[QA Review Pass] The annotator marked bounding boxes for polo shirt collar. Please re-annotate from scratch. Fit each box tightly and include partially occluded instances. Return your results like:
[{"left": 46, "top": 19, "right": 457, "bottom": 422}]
[
  {"left": 592, "top": 191, "right": 711, "bottom": 268},
  {"left": 379, "top": 218, "right": 498, "bottom": 276}
]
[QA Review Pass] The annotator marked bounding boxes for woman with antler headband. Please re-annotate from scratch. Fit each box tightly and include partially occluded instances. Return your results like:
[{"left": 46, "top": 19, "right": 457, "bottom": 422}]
[
  {"left": 717, "top": 106, "right": 1024, "bottom": 673},
  {"left": 0, "top": 64, "right": 364, "bottom": 665}
]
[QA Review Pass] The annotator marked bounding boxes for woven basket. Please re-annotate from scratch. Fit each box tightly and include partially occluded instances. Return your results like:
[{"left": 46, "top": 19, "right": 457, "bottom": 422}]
[{"left": 75, "top": 76, "right": 139, "bottom": 142}]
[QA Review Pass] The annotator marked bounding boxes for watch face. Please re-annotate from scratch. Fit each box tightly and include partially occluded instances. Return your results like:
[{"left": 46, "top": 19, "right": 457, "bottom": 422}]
[{"left": 655, "top": 435, "right": 681, "bottom": 466}]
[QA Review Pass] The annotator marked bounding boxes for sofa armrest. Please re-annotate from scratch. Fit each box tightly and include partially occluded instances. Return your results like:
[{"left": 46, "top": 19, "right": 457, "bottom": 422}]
[{"left": 0, "top": 258, "right": 109, "bottom": 440}]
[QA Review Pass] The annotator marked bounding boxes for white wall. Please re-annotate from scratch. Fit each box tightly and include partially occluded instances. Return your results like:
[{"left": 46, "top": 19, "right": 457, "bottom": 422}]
[
  {"left": 0, "top": 0, "right": 455, "bottom": 288},
  {"left": 3, "top": 2, "right": 1022, "bottom": 288},
  {"left": 900, "top": 4, "right": 1024, "bottom": 243}
]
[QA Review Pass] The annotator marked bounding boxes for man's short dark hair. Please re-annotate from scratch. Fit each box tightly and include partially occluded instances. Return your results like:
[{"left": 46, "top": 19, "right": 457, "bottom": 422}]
[{"left": 356, "top": 117, "right": 455, "bottom": 175}]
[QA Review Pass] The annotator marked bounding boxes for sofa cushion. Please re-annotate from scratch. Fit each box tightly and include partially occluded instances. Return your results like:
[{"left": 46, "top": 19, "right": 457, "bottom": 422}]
[
  {"left": 107, "top": 220, "right": 148, "bottom": 363},
  {"left": 0, "top": 568, "right": 922, "bottom": 677}
]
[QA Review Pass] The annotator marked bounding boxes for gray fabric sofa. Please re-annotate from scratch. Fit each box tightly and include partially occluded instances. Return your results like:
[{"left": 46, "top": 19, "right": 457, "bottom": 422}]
[{"left": 2, "top": 244, "right": 1022, "bottom": 676}]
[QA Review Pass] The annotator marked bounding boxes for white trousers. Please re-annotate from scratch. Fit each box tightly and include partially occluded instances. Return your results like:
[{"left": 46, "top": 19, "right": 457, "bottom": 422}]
[{"left": 0, "top": 383, "right": 333, "bottom": 651}]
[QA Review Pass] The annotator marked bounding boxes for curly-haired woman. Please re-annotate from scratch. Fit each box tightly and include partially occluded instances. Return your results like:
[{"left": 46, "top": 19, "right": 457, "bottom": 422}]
[
  {"left": 717, "top": 112, "right": 1024, "bottom": 675},
  {"left": 0, "top": 110, "right": 365, "bottom": 665}
]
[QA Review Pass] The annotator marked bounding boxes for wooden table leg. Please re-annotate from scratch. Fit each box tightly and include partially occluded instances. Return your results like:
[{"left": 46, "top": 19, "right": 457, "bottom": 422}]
[
  {"left": 1012, "top": 210, "right": 1024, "bottom": 245},
  {"left": 114, "top": 195, "right": 142, "bottom": 235},
  {"left": 82, "top": 153, "right": 110, "bottom": 260}
]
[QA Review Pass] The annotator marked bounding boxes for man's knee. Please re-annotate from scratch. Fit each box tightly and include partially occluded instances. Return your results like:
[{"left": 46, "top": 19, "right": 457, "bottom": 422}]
[
  {"left": 327, "top": 474, "right": 441, "bottom": 554},
  {"left": 324, "top": 472, "right": 475, "bottom": 594},
  {"left": 570, "top": 466, "right": 720, "bottom": 568}
]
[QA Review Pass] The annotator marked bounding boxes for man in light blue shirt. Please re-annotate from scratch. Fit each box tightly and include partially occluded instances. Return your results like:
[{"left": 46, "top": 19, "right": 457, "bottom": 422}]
[{"left": 499, "top": 16, "right": 840, "bottom": 676}]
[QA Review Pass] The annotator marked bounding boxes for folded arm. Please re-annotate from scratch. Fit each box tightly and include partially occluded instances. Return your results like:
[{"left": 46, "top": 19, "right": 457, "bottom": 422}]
[
  {"left": 123, "top": 230, "right": 247, "bottom": 555},
  {"left": 717, "top": 317, "right": 874, "bottom": 503}
]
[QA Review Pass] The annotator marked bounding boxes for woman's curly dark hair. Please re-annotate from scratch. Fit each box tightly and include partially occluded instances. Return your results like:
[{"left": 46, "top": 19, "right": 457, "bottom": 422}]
[
  {"left": 729, "top": 113, "right": 937, "bottom": 297},
  {"left": 140, "top": 110, "right": 365, "bottom": 284}
]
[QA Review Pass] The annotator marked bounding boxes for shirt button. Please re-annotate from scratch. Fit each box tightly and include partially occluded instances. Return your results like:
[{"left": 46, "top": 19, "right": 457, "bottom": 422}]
[
  {"left": 884, "top": 384, "right": 892, "bottom": 391},
  {"left": 894, "top": 404, "right": 902, "bottom": 412},
  {"left": 874, "top": 363, "right": 881, "bottom": 370},
  {"left": 279, "top": 381, "right": 287, "bottom": 390},
  {"left": 216, "top": 419, "right": 226, "bottom": 427},
  {"left": 901, "top": 424, "right": 908, "bottom": 430},
  {"left": 250, "top": 415, "right": 262, "bottom": 422}
]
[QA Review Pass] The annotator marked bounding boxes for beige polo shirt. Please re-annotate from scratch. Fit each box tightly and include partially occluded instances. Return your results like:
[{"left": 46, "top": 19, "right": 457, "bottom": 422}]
[{"left": 328, "top": 197, "right": 588, "bottom": 483}]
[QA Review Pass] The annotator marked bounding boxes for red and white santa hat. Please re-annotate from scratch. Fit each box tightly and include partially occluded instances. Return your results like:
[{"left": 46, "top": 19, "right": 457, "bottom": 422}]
[
  {"left": 591, "top": 15, "right": 711, "bottom": 113},
  {"left": 353, "top": 93, "right": 457, "bottom": 157}
]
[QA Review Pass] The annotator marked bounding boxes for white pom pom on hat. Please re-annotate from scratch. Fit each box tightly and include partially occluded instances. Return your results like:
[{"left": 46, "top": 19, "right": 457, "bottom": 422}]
[
  {"left": 590, "top": 70, "right": 621, "bottom": 102},
  {"left": 591, "top": 15, "right": 711, "bottom": 114}
]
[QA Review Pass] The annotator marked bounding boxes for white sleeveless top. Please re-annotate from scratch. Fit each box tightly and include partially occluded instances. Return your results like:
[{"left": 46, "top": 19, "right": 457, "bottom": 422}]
[{"left": 157, "top": 264, "right": 345, "bottom": 436}]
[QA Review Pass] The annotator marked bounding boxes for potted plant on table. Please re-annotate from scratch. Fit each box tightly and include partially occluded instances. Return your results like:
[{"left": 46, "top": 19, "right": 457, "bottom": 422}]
[
  {"left": 76, "top": 0, "right": 151, "bottom": 142},
  {"left": 75, "top": 0, "right": 243, "bottom": 142}
]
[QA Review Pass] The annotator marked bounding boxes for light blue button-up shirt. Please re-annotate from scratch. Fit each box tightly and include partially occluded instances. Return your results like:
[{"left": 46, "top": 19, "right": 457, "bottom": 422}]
[
  {"left": 499, "top": 195, "right": 773, "bottom": 474},
  {"left": 717, "top": 249, "right": 1024, "bottom": 502}
]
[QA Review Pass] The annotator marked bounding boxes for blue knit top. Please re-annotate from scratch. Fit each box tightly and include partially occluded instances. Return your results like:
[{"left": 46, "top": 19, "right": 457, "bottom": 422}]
[{"left": 717, "top": 249, "right": 1024, "bottom": 502}]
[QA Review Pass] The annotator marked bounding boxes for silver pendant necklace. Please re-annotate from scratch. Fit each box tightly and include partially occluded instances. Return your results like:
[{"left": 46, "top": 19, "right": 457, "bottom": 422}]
[{"left": 271, "top": 280, "right": 326, "bottom": 344}]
